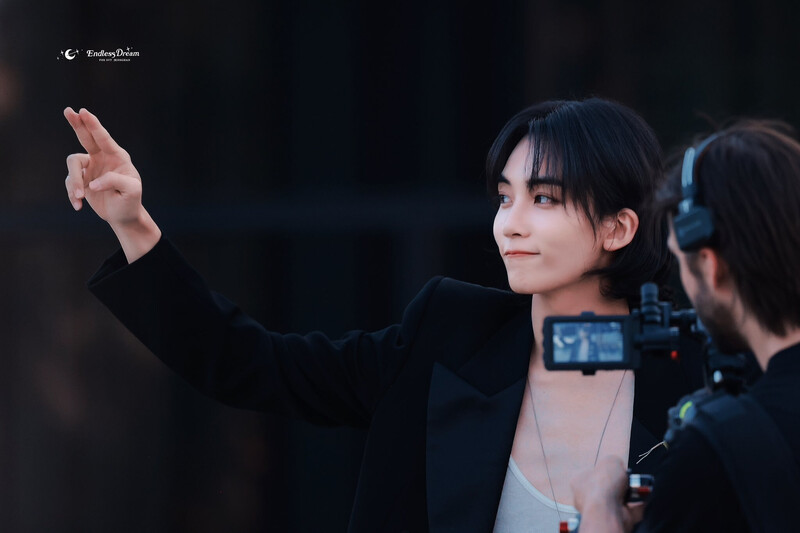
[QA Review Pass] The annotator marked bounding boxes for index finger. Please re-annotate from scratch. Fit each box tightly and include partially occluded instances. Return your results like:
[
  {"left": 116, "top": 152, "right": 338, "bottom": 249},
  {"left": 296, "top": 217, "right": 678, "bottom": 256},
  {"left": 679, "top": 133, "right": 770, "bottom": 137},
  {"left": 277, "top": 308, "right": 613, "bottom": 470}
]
[
  {"left": 79, "top": 108, "right": 126, "bottom": 155},
  {"left": 64, "top": 107, "right": 100, "bottom": 154}
]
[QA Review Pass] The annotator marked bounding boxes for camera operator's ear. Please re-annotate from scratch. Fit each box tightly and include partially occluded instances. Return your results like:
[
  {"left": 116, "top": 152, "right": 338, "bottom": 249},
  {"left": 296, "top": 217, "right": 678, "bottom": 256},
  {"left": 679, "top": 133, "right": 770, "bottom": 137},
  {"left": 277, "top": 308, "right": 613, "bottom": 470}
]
[
  {"left": 696, "top": 247, "right": 734, "bottom": 292},
  {"left": 602, "top": 208, "right": 639, "bottom": 252}
]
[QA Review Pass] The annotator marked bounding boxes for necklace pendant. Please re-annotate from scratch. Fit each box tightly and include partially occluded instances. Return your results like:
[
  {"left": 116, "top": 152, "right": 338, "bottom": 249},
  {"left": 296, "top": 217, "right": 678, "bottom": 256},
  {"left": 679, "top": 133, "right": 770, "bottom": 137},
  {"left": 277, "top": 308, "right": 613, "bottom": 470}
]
[{"left": 560, "top": 517, "right": 580, "bottom": 532}]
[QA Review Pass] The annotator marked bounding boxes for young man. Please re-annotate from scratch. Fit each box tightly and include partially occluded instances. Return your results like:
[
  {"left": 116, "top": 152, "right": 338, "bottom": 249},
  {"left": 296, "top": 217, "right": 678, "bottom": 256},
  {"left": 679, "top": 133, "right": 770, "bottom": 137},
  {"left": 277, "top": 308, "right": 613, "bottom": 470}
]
[{"left": 572, "top": 120, "right": 800, "bottom": 532}]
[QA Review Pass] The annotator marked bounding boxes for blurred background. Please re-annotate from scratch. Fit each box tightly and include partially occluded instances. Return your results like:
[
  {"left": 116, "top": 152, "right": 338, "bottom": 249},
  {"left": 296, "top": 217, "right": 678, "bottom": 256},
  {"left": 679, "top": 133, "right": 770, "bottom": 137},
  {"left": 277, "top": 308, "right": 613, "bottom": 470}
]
[{"left": 0, "top": 0, "right": 798, "bottom": 531}]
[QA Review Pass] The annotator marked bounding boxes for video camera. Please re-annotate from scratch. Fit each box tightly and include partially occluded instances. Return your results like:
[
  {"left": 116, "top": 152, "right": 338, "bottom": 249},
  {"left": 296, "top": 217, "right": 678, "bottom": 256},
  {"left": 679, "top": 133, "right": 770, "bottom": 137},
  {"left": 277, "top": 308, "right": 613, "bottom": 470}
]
[
  {"left": 543, "top": 282, "right": 704, "bottom": 375},
  {"left": 543, "top": 282, "right": 748, "bottom": 392}
]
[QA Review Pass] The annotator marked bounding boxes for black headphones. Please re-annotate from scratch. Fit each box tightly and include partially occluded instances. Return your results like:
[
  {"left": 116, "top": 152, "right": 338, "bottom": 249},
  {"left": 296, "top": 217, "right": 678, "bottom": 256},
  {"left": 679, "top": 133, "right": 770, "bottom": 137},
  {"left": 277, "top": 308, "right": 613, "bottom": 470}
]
[{"left": 673, "top": 133, "right": 720, "bottom": 252}]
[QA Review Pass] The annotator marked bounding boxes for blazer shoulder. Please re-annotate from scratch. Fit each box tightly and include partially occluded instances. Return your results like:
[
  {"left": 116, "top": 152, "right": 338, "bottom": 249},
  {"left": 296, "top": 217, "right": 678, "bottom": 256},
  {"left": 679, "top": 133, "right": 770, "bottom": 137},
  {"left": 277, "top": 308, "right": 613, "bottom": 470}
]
[
  {"left": 408, "top": 277, "right": 529, "bottom": 339},
  {"left": 428, "top": 276, "right": 529, "bottom": 312}
]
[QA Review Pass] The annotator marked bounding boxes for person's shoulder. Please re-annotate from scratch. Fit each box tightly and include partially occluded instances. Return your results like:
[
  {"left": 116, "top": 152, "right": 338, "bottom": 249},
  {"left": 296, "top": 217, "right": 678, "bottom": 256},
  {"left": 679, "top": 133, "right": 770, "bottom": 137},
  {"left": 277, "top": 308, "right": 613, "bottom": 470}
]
[
  {"left": 639, "top": 425, "right": 745, "bottom": 533},
  {"left": 397, "top": 277, "right": 530, "bottom": 368},
  {"left": 401, "top": 277, "right": 529, "bottom": 341},
  {"left": 417, "top": 276, "right": 529, "bottom": 315},
  {"left": 664, "top": 423, "right": 719, "bottom": 467}
]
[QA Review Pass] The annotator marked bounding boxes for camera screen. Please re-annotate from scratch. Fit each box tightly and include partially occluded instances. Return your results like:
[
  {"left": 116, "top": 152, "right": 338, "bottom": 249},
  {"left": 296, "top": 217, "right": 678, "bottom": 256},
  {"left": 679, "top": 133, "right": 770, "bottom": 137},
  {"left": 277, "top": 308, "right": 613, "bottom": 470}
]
[{"left": 551, "top": 321, "right": 625, "bottom": 363}]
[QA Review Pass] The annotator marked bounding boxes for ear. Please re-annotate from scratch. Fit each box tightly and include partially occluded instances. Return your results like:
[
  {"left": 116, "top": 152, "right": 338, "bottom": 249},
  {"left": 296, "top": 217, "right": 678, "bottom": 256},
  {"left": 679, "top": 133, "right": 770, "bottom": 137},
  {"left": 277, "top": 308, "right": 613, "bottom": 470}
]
[
  {"left": 695, "top": 247, "right": 734, "bottom": 292},
  {"left": 602, "top": 208, "right": 639, "bottom": 252}
]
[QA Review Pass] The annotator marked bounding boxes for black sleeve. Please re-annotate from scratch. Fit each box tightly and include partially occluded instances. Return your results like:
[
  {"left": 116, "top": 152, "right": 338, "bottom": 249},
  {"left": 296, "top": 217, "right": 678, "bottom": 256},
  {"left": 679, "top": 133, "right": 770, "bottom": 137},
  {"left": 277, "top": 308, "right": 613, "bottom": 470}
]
[
  {"left": 637, "top": 427, "right": 747, "bottom": 533},
  {"left": 88, "top": 237, "right": 442, "bottom": 428}
]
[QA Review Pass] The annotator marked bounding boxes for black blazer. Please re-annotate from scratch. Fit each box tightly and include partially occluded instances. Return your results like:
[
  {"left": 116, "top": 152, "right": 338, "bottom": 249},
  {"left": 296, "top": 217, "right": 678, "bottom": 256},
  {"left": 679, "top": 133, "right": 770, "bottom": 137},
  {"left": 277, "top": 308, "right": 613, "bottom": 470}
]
[{"left": 88, "top": 238, "right": 703, "bottom": 533}]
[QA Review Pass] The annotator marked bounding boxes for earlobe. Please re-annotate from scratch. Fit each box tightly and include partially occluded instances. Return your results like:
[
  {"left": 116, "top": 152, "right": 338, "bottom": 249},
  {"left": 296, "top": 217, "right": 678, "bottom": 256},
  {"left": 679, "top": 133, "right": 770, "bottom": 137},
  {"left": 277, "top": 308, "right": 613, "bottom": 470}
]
[{"left": 603, "top": 208, "right": 640, "bottom": 252}]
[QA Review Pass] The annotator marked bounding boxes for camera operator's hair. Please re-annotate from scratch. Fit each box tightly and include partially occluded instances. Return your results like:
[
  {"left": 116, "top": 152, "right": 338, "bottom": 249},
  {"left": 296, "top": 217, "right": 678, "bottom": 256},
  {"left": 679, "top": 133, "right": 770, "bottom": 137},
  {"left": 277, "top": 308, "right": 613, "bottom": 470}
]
[
  {"left": 486, "top": 97, "right": 670, "bottom": 307},
  {"left": 659, "top": 120, "right": 800, "bottom": 336}
]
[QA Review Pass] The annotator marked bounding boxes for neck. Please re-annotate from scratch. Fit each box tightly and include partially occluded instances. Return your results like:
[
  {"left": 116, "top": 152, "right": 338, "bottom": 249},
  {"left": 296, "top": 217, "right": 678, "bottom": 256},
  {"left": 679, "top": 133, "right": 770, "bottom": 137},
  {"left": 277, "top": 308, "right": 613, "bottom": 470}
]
[
  {"left": 740, "top": 319, "right": 800, "bottom": 370},
  {"left": 530, "top": 277, "right": 630, "bottom": 370}
]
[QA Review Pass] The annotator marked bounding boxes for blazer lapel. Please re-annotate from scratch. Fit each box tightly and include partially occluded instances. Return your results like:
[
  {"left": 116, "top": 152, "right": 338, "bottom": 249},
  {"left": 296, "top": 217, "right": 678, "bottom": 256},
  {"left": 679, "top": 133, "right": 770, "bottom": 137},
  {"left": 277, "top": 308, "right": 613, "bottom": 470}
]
[
  {"left": 426, "top": 310, "right": 532, "bottom": 533},
  {"left": 424, "top": 301, "right": 694, "bottom": 531}
]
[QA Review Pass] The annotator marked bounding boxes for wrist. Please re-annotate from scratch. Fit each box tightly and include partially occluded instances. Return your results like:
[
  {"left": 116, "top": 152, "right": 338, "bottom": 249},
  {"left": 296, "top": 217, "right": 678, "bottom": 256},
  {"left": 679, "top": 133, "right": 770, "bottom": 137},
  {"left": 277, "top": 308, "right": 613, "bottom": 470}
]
[
  {"left": 577, "top": 496, "right": 625, "bottom": 533},
  {"left": 109, "top": 207, "right": 162, "bottom": 263},
  {"left": 109, "top": 206, "right": 151, "bottom": 232}
]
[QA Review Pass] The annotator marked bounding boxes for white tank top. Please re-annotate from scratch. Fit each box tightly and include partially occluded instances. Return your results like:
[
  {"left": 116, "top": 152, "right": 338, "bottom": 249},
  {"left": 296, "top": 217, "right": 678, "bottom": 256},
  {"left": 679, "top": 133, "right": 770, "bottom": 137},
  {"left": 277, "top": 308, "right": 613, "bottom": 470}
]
[{"left": 493, "top": 457, "right": 579, "bottom": 533}]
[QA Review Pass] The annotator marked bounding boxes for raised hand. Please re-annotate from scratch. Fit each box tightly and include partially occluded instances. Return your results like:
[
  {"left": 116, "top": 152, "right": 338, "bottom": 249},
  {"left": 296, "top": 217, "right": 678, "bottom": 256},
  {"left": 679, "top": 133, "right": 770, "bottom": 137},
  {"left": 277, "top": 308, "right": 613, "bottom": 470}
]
[
  {"left": 64, "top": 107, "right": 161, "bottom": 262},
  {"left": 63, "top": 107, "right": 144, "bottom": 222}
]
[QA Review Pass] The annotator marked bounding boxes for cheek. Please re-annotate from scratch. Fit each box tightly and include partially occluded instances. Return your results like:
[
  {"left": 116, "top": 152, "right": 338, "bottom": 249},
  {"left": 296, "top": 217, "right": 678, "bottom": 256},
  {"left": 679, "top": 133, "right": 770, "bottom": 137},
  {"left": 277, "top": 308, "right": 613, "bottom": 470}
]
[
  {"left": 556, "top": 228, "right": 604, "bottom": 273},
  {"left": 546, "top": 219, "right": 593, "bottom": 255},
  {"left": 676, "top": 259, "right": 698, "bottom": 300},
  {"left": 492, "top": 212, "right": 503, "bottom": 247}
]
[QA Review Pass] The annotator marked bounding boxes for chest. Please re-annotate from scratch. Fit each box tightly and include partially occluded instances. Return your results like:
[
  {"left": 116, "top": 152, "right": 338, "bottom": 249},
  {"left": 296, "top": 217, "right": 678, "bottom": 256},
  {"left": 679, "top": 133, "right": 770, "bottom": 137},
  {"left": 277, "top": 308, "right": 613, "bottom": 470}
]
[{"left": 510, "top": 370, "right": 635, "bottom": 505}]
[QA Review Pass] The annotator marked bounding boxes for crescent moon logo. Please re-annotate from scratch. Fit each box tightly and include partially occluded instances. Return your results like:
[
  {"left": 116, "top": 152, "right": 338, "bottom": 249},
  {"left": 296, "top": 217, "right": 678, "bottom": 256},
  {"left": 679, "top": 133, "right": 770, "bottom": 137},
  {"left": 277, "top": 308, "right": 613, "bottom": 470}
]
[{"left": 64, "top": 49, "right": 78, "bottom": 60}]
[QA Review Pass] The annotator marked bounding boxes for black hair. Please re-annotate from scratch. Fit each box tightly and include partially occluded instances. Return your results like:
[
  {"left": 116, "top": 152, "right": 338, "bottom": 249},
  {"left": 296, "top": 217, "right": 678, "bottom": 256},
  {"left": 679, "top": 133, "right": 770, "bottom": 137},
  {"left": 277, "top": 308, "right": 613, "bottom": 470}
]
[
  {"left": 486, "top": 98, "right": 670, "bottom": 307},
  {"left": 658, "top": 120, "right": 800, "bottom": 336}
]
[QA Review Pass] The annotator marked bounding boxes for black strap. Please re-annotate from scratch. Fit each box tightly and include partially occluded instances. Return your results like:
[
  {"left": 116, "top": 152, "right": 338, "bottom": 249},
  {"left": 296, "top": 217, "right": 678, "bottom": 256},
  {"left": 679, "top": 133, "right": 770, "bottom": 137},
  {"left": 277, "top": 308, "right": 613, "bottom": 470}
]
[{"left": 688, "top": 393, "right": 800, "bottom": 533}]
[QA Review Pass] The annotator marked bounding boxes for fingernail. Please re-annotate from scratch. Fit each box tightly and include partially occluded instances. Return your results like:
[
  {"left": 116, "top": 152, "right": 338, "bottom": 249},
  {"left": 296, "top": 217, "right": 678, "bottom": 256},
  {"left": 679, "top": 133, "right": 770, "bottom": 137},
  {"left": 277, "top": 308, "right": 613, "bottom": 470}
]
[
  {"left": 72, "top": 201, "right": 81, "bottom": 210},
  {"left": 75, "top": 189, "right": 84, "bottom": 199}
]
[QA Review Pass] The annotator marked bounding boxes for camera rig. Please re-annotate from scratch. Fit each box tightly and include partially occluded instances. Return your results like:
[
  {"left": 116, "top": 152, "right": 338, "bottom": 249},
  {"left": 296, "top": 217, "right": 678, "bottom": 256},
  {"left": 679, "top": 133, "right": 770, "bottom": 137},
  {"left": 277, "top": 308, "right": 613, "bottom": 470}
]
[{"left": 543, "top": 282, "right": 747, "bottom": 393}]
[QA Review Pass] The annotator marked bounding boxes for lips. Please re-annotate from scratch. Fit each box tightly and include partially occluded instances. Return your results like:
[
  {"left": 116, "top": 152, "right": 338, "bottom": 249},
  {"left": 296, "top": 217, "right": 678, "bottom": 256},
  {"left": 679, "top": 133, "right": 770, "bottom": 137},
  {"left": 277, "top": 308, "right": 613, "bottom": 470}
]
[{"left": 504, "top": 250, "right": 539, "bottom": 257}]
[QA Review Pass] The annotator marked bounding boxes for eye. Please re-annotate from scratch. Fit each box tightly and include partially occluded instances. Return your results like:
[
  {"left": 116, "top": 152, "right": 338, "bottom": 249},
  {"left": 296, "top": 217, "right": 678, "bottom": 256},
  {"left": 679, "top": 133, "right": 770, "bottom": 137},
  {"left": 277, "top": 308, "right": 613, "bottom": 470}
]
[
  {"left": 533, "top": 194, "right": 556, "bottom": 205},
  {"left": 492, "top": 193, "right": 510, "bottom": 208}
]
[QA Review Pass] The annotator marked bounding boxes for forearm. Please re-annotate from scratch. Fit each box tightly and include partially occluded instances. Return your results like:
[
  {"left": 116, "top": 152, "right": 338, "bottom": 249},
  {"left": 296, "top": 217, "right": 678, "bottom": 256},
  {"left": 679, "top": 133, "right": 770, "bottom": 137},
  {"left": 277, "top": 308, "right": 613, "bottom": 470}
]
[
  {"left": 109, "top": 207, "right": 162, "bottom": 263},
  {"left": 87, "top": 238, "right": 429, "bottom": 423}
]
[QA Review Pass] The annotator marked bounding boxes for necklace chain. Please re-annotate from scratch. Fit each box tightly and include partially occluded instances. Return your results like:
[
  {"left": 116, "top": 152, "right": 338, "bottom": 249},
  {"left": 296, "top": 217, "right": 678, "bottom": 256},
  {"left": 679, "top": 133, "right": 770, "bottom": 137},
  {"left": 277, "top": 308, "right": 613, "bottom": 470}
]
[{"left": 526, "top": 369, "right": 628, "bottom": 523}]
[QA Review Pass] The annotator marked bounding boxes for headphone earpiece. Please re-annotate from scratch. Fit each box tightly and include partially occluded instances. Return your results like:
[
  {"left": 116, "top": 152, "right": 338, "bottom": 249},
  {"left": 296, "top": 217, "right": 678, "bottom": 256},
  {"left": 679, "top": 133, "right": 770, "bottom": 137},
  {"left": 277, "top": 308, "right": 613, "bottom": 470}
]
[{"left": 673, "top": 134, "right": 719, "bottom": 252}]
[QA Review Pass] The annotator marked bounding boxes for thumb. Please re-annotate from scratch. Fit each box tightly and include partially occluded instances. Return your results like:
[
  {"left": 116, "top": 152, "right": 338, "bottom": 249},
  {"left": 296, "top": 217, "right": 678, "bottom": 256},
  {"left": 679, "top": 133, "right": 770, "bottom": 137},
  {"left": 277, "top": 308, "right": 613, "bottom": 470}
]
[{"left": 88, "top": 171, "right": 141, "bottom": 195}]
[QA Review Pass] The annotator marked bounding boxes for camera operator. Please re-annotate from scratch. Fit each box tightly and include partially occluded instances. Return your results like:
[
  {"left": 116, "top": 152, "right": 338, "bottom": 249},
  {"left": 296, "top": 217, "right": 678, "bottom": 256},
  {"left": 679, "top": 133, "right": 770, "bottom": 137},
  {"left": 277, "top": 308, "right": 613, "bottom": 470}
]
[{"left": 571, "top": 120, "right": 800, "bottom": 532}]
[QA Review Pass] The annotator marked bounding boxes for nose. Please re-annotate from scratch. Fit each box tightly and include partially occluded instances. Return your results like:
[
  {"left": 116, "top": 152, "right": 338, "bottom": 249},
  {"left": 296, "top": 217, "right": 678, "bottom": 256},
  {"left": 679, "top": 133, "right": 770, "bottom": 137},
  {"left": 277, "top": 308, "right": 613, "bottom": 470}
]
[{"left": 500, "top": 202, "right": 530, "bottom": 238}]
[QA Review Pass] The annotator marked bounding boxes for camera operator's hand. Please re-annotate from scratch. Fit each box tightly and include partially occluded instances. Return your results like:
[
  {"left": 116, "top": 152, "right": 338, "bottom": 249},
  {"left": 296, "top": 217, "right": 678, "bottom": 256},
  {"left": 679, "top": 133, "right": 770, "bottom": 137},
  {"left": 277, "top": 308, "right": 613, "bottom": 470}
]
[
  {"left": 571, "top": 456, "right": 644, "bottom": 533},
  {"left": 64, "top": 107, "right": 161, "bottom": 263}
]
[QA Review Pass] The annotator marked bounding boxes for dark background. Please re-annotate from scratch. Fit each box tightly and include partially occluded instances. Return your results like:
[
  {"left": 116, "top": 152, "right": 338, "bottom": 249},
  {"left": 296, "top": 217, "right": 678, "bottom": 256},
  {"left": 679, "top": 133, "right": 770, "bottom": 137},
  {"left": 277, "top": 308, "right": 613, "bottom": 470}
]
[{"left": 0, "top": 0, "right": 798, "bottom": 531}]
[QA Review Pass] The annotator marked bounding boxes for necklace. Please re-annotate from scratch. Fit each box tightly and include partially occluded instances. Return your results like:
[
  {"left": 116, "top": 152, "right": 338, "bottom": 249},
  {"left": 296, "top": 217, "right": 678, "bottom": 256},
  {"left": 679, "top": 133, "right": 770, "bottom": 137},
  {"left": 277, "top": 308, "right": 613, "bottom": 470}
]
[{"left": 525, "top": 369, "right": 628, "bottom": 523}]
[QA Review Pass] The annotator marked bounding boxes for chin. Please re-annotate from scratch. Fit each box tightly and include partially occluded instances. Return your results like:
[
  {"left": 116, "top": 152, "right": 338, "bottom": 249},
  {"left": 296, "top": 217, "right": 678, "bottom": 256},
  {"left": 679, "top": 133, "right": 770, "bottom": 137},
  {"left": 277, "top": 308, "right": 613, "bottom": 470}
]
[
  {"left": 506, "top": 270, "right": 590, "bottom": 297},
  {"left": 506, "top": 275, "right": 550, "bottom": 295},
  {"left": 507, "top": 283, "right": 535, "bottom": 295}
]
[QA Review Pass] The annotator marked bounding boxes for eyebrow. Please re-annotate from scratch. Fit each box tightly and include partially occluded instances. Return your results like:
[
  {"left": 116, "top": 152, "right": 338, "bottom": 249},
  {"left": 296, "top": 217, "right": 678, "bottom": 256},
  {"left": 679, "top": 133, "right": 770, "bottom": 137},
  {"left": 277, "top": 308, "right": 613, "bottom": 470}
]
[{"left": 498, "top": 174, "right": 563, "bottom": 189}]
